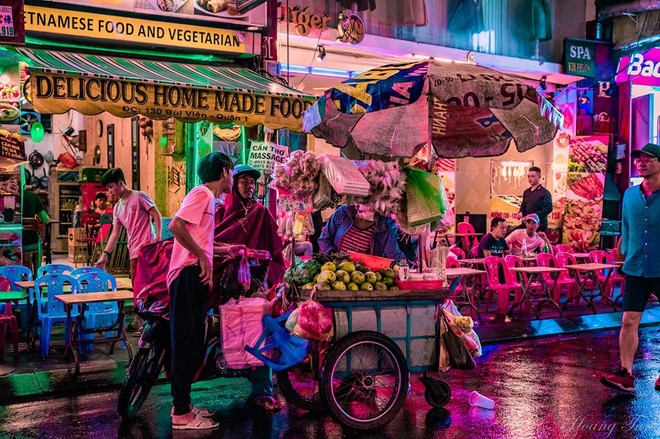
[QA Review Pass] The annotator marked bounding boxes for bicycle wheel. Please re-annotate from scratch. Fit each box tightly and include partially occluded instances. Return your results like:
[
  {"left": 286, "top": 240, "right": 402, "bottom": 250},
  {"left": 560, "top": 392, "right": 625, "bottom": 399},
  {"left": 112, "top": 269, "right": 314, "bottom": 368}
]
[
  {"left": 319, "top": 331, "right": 408, "bottom": 430},
  {"left": 117, "top": 345, "right": 165, "bottom": 420},
  {"left": 276, "top": 358, "right": 324, "bottom": 412}
]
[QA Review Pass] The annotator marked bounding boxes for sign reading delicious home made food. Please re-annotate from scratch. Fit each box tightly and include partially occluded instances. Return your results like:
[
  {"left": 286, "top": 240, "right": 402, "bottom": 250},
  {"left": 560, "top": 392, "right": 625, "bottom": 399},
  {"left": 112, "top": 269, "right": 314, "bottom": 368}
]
[
  {"left": 29, "top": 73, "right": 313, "bottom": 131},
  {"left": 24, "top": 5, "right": 245, "bottom": 54}
]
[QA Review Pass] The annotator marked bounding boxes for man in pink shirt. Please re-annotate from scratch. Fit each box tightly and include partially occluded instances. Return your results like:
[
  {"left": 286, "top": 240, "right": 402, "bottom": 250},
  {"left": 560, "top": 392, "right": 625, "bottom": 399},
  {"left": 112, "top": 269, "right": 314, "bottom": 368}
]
[
  {"left": 505, "top": 214, "right": 551, "bottom": 256},
  {"left": 95, "top": 168, "right": 162, "bottom": 281},
  {"left": 167, "top": 152, "right": 234, "bottom": 430}
]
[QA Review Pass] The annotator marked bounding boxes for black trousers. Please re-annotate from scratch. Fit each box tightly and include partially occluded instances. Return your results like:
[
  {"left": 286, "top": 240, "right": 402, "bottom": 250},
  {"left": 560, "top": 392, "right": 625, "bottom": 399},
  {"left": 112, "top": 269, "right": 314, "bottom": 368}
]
[{"left": 170, "top": 265, "right": 208, "bottom": 415}]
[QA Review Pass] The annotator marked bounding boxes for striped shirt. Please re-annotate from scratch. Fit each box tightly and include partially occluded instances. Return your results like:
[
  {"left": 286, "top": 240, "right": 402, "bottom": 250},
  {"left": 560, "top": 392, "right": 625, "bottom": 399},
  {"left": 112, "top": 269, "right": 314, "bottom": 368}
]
[{"left": 339, "top": 225, "right": 375, "bottom": 254}]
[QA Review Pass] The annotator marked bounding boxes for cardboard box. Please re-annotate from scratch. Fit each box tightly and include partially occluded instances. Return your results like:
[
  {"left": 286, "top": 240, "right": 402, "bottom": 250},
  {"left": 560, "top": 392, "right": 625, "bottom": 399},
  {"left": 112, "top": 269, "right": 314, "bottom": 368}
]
[{"left": 68, "top": 247, "right": 86, "bottom": 264}]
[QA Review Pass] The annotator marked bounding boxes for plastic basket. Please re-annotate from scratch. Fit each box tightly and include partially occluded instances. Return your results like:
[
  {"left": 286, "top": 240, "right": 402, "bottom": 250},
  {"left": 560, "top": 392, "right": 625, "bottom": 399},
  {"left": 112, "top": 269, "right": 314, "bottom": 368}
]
[{"left": 394, "top": 279, "right": 445, "bottom": 290}]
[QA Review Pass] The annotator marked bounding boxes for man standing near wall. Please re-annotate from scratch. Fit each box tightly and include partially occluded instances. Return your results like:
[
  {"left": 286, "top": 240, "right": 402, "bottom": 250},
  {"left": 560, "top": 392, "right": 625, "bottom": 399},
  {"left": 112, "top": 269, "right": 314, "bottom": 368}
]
[{"left": 518, "top": 166, "right": 552, "bottom": 232}]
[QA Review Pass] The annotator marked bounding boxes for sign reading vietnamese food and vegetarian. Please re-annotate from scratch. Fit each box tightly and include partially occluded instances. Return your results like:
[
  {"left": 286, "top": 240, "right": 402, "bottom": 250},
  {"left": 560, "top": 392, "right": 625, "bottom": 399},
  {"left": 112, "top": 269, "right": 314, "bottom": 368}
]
[{"left": 24, "top": 5, "right": 246, "bottom": 54}]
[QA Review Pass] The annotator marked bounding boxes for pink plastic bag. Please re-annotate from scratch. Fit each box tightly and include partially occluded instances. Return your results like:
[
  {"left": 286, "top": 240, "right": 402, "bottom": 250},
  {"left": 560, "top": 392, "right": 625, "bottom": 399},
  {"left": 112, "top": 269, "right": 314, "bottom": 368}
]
[
  {"left": 286, "top": 289, "right": 333, "bottom": 341},
  {"left": 220, "top": 297, "right": 272, "bottom": 369}
]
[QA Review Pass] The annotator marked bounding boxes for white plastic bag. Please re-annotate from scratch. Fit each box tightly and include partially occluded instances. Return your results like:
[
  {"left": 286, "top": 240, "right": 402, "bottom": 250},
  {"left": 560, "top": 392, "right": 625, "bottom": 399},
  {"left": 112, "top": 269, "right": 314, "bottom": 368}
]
[{"left": 318, "top": 154, "right": 371, "bottom": 197}]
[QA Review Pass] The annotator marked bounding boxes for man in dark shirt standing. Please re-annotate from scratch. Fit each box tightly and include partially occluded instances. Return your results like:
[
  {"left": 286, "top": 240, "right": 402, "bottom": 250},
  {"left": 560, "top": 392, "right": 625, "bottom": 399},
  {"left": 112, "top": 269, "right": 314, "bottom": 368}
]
[{"left": 519, "top": 166, "right": 552, "bottom": 232}]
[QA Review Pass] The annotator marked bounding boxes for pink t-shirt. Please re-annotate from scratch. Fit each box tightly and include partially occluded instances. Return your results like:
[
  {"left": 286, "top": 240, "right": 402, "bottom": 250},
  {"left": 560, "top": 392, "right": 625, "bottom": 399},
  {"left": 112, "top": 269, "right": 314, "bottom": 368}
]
[
  {"left": 113, "top": 191, "right": 156, "bottom": 259},
  {"left": 166, "top": 185, "right": 215, "bottom": 288},
  {"left": 505, "top": 229, "right": 545, "bottom": 256}
]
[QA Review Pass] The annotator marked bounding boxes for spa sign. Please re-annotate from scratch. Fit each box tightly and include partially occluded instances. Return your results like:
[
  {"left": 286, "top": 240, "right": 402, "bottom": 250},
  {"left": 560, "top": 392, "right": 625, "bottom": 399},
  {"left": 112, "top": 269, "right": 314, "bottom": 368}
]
[
  {"left": 29, "top": 73, "right": 313, "bottom": 130},
  {"left": 24, "top": 5, "right": 245, "bottom": 54}
]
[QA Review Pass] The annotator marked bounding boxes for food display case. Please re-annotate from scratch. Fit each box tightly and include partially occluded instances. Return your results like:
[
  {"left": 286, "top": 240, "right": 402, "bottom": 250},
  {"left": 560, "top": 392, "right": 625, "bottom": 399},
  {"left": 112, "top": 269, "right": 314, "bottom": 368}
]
[{"left": 50, "top": 169, "right": 81, "bottom": 253}]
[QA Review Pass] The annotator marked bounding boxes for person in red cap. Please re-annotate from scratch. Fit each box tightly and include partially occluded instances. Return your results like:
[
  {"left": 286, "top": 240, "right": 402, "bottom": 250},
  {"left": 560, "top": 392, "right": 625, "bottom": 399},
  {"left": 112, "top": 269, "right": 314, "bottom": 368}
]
[{"left": 601, "top": 143, "right": 660, "bottom": 394}]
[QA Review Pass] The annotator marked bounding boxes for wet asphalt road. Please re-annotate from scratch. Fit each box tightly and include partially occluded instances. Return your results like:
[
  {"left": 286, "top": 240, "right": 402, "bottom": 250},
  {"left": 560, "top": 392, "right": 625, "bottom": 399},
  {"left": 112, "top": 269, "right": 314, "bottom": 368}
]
[{"left": 2, "top": 326, "right": 660, "bottom": 439}]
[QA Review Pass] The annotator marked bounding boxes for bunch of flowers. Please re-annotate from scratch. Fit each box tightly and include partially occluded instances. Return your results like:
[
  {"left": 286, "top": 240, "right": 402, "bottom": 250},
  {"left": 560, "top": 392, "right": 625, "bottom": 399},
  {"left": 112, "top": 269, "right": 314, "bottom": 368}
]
[
  {"left": 354, "top": 160, "right": 406, "bottom": 216},
  {"left": 271, "top": 150, "right": 321, "bottom": 199}
]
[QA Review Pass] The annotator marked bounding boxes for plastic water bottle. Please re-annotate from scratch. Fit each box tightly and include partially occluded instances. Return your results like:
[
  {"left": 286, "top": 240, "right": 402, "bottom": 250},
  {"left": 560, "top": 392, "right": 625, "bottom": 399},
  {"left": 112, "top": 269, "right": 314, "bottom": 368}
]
[
  {"left": 522, "top": 239, "right": 528, "bottom": 257},
  {"left": 398, "top": 259, "right": 410, "bottom": 281}
]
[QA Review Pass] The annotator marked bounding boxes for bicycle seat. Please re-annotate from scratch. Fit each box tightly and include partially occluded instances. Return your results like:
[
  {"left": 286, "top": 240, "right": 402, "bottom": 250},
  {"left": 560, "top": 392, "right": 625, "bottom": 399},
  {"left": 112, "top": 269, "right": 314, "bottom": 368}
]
[{"left": 244, "top": 311, "right": 310, "bottom": 372}]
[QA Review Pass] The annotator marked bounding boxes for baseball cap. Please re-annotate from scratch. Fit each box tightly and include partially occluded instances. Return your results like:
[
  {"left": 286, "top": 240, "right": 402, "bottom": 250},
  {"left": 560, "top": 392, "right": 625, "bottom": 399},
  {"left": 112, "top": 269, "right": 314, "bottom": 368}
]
[
  {"left": 631, "top": 143, "right": 660, "bottom": 159},
  {"left": 232, "top": 164, "right": 261, "bottom": 181},
  {"left": 522, "top": 213, "right": 540, "bottom": 224}
]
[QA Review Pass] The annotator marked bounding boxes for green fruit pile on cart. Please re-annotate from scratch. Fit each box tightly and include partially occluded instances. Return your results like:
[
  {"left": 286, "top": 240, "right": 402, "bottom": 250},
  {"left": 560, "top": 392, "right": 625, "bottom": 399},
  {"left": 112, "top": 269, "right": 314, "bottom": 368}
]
[{"left": 285, "top": 257, "right": 399, "bottom": 292}]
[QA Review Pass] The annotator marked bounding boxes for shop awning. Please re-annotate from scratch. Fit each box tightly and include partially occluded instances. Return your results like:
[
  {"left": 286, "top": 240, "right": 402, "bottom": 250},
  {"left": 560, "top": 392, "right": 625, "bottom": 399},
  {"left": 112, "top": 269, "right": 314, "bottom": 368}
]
[{"left": 12, "top": 48, "right": 315, "bottom": 132}]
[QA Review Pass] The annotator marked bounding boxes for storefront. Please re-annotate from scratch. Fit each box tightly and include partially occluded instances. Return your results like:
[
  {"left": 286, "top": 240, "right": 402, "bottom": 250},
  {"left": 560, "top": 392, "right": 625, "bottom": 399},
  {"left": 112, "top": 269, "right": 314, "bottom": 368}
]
[
  {"left": 615, "top": 47, "right": 660, "bottom": 187},
  {"left": 0, "top": 0, "right": 314, "bottom": 259}
]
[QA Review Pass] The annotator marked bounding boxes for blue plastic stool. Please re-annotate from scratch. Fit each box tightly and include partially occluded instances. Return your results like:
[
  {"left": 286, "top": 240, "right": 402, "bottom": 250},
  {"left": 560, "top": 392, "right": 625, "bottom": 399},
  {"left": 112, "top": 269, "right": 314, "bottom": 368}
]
[{"left": 244, "top": 311, "right": 310, "bottom": 373}]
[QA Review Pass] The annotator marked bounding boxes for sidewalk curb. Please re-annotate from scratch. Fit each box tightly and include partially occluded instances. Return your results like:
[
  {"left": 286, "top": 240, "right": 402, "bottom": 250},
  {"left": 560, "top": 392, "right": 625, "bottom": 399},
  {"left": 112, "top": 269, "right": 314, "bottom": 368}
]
[{"left": 2, "top": 308, "right": 659, "bottom": 404}]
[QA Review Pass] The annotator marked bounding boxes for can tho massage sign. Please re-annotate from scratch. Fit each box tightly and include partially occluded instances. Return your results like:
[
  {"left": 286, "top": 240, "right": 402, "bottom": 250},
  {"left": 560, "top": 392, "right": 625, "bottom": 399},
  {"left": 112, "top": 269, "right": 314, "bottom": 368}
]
[{"left": 29, "top": 73, "right": 313, "bottom": 129}]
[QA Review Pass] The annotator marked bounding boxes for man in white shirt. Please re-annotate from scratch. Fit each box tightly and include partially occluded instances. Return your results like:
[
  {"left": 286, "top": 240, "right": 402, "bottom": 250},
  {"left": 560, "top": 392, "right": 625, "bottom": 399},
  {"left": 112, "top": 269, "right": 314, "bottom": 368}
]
[
  {"left": 167, "top": 152, "right": 233, "bottom": 430},
  {"left": 95, "top": 168, "right": 162, "bottom": 281},
  {"left": 505, "top": 214, "right": 551, "bottom": 256}
]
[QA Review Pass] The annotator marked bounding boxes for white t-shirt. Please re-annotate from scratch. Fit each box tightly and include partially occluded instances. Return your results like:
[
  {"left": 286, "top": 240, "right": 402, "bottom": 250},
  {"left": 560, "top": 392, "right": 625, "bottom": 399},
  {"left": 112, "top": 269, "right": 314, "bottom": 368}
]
[
  {"left": 166, "top": 185, "right": 215, "bottom": 288},
  {"left": 505, "top": 229, "right": 545, "bottom": 256},
  {"left": 113, "top": 191, "right": 156, "bottom": 259}
]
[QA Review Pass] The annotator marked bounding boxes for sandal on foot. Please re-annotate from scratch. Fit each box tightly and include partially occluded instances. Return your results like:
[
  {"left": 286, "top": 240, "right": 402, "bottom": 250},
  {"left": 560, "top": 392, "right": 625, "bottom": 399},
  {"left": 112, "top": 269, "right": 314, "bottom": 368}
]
[
  {"left": 251, "top": 395, "right": 284, "bottom": 412},
  {"left": 172, "top": 413, "right": 219, "bottom": 430},
  {"left": 191, "top": 406, "right": 214, "bottom": 418},
  {"left": 171, "top": 405, "right": 215, "bottom": 418}
]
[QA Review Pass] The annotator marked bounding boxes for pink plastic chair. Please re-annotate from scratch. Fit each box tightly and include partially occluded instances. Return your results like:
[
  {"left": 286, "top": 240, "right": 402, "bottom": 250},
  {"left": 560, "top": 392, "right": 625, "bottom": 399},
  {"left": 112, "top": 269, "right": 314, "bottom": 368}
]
[
  {"left": 483, "top": 256, "right": 522, "bottom": 316},
  {"left": 588, "top": 250, "right": 625, "bottom": 299},
  {"left": 445, "top": 257, "right": 463, "bottom": 297},
  {"left": 504, "top": 254, "right": 544, "bottom": 300},
  {"left": 446, "top": 256, "right": 460, "bottom": 268},
  {"left": 470, "top": 244, "right": 480, "bottom": 258},
  {"left": 449, "top": 246, "right": 465, "bottom": 260},
  {"left": 536, "top": 253, "right": 577, "bottom": 303},
  {"left": 0, "top": 275, "right": 19, "bottom": 360},
  {"left": 457, "top": 222, "right": 479, "bottom": 251},
  {"left": 556, "top": 252, "right": 593, "bottom": 303},
  {"left": 555, "top": 244, "right": 574, "bottom": 254}
]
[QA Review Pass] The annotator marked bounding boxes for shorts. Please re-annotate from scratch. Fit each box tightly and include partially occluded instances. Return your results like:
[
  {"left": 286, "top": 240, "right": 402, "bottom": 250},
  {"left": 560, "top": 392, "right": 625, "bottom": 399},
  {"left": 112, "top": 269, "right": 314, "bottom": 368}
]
[{"left": 622, "top": 275, "right": 660, "bottom": 312}]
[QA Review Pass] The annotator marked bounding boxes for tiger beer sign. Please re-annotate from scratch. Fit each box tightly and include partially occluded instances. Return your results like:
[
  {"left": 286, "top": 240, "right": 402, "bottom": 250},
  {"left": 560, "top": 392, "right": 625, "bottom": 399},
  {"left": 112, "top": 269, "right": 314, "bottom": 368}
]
[{"left": 29, "top": 73, "right": 313, "bottom": 131}]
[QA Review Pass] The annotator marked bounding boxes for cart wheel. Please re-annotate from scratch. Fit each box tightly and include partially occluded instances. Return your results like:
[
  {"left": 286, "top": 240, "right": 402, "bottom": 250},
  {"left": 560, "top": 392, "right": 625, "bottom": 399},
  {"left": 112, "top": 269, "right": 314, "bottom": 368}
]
[
  {"left": 423, "top": 379, "right": 451, "bottom": 408},
  {"left": 320, "top": 331, "right": 408, "bottom": 430},
  {"left": 276, "top": 359, "right": 324, "bottom": 412}
]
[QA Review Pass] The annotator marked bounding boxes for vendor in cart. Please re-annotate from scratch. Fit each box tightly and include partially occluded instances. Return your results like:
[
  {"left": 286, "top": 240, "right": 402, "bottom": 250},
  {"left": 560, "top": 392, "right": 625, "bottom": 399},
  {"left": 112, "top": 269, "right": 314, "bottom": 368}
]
[{"left": 319, "top": 204, "right": 406, "bottom": 260}]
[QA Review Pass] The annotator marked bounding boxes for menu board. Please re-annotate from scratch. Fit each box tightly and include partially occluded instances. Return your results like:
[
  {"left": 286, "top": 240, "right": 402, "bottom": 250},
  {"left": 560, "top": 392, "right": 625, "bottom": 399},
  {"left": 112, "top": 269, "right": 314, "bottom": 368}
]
[
  {"left": 0, "top": 130, "right": 26, "bottom": 162},
  {"left": 563, "top": 136, "right": 608, "bottom": 251}
]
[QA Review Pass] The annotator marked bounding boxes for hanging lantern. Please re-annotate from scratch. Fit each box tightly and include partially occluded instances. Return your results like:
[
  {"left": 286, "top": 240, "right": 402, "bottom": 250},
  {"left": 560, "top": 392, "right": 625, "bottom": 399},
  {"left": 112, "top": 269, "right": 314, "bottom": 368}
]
[
  {"left": 160, "top": 135, "right": 168, "bottom": 148},
  {"left": 31, "top": 121, "right": 44, "bottom": 142}
]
